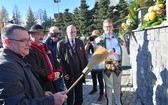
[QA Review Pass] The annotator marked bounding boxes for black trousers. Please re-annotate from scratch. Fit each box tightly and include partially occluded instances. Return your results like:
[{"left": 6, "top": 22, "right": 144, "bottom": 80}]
[
  {"left": 65, "top": 80, "right": 83, "bottom": 105},
  {"left": 91, "top": 70, "right": 104, "bottom": 95}
]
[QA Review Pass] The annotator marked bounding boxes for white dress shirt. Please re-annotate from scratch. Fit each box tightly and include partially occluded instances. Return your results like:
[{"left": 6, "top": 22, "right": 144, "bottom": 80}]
[
  {"left": 68, "top": 38, "right": 76, "bottom": 47},
  {"left": 105, "top": 34, "right": 121, "bottom": 61}
]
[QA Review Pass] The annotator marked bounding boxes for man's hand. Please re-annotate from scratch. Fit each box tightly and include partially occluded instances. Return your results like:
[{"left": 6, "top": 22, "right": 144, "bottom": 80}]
[
  {"left": 44, "top": 91, "right": 53, "bottom": 96},
  {"left": 53, "top": 91, "right": 68, "bottom": 105},
  {"left": 108, "top": 49, "right": 115, "bottom": 55}
]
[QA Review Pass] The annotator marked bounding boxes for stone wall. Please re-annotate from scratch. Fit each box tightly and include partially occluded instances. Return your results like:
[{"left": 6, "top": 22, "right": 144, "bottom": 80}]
[{"left": 130, "top": 26, "right": 168, "bottom": 105}]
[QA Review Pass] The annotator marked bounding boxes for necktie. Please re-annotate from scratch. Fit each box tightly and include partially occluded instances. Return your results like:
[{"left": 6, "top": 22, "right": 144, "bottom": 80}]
[{"left": 71, "top": 39, "right": 75, "bottom": 50}]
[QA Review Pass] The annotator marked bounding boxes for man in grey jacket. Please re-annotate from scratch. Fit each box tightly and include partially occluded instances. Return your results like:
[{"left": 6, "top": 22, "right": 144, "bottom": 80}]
[{"left": 0, "top": 24, "right": 67, "bottom": 105}]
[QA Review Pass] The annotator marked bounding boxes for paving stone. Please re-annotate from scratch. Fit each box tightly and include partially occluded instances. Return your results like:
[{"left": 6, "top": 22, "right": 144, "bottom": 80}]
[{"left": 65, "top": 69, "right": 142, "bottom": 105}]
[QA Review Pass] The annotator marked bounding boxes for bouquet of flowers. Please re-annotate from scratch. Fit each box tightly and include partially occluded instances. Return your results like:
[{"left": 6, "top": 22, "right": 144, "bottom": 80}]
[
  {"left": 119, "top": 3, "right": 139, "bottom": 37},
  {"left": 141, "top": 0, "right": 166, "bottom": 29}
]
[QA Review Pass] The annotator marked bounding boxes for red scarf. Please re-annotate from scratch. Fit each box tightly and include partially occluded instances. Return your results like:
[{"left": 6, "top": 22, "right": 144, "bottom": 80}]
[{"left": 31, "top": 42, "right": 55, "bottom": 81}]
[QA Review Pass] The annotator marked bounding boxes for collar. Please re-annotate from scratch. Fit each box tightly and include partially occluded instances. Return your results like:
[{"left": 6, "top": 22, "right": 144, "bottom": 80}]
[
  {"left": 1, "top": 48, "right": 28, "bottom": 67},
  {"left": 68, "top": 38, "right": 75, "bottom": 43},
  {"left": 105, "top": 34, "right": 115, "bottom": 39}
]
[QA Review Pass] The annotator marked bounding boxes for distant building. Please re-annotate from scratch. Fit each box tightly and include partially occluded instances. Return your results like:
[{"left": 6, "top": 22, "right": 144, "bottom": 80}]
[{"left": 54, "top": 13, "right": 59, "bottom": 20}]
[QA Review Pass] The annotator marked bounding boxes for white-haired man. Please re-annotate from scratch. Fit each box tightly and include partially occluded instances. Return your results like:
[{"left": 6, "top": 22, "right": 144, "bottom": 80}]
[{"left": 57, "top": 25, "right": 88, "bottom": 105}]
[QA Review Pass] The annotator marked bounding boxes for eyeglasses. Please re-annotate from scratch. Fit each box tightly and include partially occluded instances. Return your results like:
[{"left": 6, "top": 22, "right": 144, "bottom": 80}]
[
  {"left": 104, "top": 25, "right": 113, "bottom": 28},
  {"left": 8, "top": 38, "right": 31, "bottom": 43}
]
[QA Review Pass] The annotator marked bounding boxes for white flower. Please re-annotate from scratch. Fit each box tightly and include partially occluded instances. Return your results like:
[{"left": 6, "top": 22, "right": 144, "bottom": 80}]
[
  {"left": 153, "top": 5, "right": 157, "bottom": 11},
  {"left": 126, "top": 19, "right": 133, "bottom": 25},
  {"left": 148, "top": 6, "right": 155, "bottom": 12}
]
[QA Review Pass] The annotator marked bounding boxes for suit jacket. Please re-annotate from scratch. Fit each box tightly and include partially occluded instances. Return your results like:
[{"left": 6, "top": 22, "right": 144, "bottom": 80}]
[
  {"left": 0, "top": 49, "right": 54, "bottom": 105},
  {"left": 57, "top": 36, "right": 88, "bottom": 83}
]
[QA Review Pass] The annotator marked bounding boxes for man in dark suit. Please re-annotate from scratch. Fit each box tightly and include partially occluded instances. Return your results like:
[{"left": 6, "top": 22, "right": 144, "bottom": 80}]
[{"left": 57, "top": 25, "right": 88, "bottom": 105}]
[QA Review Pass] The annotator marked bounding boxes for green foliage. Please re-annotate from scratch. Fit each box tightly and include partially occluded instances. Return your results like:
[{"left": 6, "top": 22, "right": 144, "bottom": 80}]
[
  {"left": 119, "top": 2, "right": 138, "bottom": 37},
  {"left": 133, "top": 0, "right": 155, "bottom": 7},
  {"left": 117, "top": 0, "right": 129, "bottom": 19},
  {"left": 53, "top": 9, "right": 74, "bottom": 36},
  {"left": 112, "top": 0, "right": 129, "bottom": 33},
  {"left": 96, "top": 0, "right": 110, "bottom": 31},
  {"left": 157, "top": 0, "right": 166, "bottom": 4},
  {"left": 26, "top": 7, "right": 36, "bottom": 30},
  {"left": 73, "top": 0, "right": 92, "bottom": 36},
  {"left": 63, "top": 9, "right": 74, "bottom": 26},
  {"left": 89, "top": 2, "right": 100, "bottom": 34},
  {"left": 53, "top": 13, "right": 66, "bottom": 36}
]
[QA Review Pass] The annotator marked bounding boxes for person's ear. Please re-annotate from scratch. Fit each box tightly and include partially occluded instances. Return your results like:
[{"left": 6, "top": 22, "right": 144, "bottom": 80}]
[{"left": 4, "top": 39, "right": 10, "bottom": 45}]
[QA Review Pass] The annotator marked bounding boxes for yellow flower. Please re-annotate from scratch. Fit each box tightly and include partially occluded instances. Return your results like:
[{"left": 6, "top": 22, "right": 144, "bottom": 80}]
[
  {"left": 121, "top": 23, "right": 127, "bottom": 29},
  {"left": 144, "top": 13, "right": 150, "bottom": 21},
  {"left": 157, "top": 3, "right": 165, "bottom": 9},
  {"left": 148, "top": 11, "right": 156, "bottom": 21}
]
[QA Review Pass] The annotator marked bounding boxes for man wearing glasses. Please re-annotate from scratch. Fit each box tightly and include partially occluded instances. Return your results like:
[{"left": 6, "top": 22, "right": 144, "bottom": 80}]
[
  {"left": 95, "top": 18, "right": 123, "bottom": 105},
  {"left": 0, "top": 24, "right": 67, "bottom": 105}
]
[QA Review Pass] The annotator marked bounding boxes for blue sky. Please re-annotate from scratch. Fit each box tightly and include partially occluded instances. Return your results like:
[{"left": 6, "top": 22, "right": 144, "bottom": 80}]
[{"left": 0, "top": 0, "right": 95, "bottom": 19}]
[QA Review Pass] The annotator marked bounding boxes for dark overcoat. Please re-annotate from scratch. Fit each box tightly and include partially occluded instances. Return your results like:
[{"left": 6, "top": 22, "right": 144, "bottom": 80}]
[
  {"left": 25, "top": 44, "right": 61, "bottom": 93},
  {"left": 57, "top": 37, "right": 88, "bottom": 83},
  {"left": 0, "top": 49, "right": 54, "bottom": 105}
]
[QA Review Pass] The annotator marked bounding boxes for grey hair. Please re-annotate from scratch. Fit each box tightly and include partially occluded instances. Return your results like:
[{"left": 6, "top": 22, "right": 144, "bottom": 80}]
[
  {"left": 66, "top": 25, "right": 76, "bottom": 32},
  {"left": 49, "top": 26, "right": 59, "bottom": 33},
  {"left": 1, "top": 24, "right": 27, "bottom": 41}
]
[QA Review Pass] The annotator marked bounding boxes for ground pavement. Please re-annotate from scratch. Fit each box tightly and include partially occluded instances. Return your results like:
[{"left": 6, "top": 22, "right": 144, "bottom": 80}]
[{"left": 81, "top": 70, "right": 143, "bottom": 105}]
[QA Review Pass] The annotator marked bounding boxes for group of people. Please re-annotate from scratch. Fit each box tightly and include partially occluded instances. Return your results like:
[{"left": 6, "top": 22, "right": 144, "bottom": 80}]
[{"left": 0, "top": 18, "right": 130, "bottom": 105}]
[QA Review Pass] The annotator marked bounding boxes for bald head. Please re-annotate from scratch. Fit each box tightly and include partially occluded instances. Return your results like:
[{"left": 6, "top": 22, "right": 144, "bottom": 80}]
[
  {"left": 48, "top": 26, "right": 60, "bottom": 42},
  {"left": 49, "top": 26, "right": 60, "bottom": 33}
]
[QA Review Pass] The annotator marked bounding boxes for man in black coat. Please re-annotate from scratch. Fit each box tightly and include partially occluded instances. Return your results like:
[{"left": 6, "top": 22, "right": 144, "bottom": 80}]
[
  {"left": 57, "top": 25, "right": 88, "bottom": 105},
  {"left": 25, "top": 24, "right": 62, "bottom": 93},
  {"left": 0, "top": 24, "right": 67, "bottom": 105}
]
